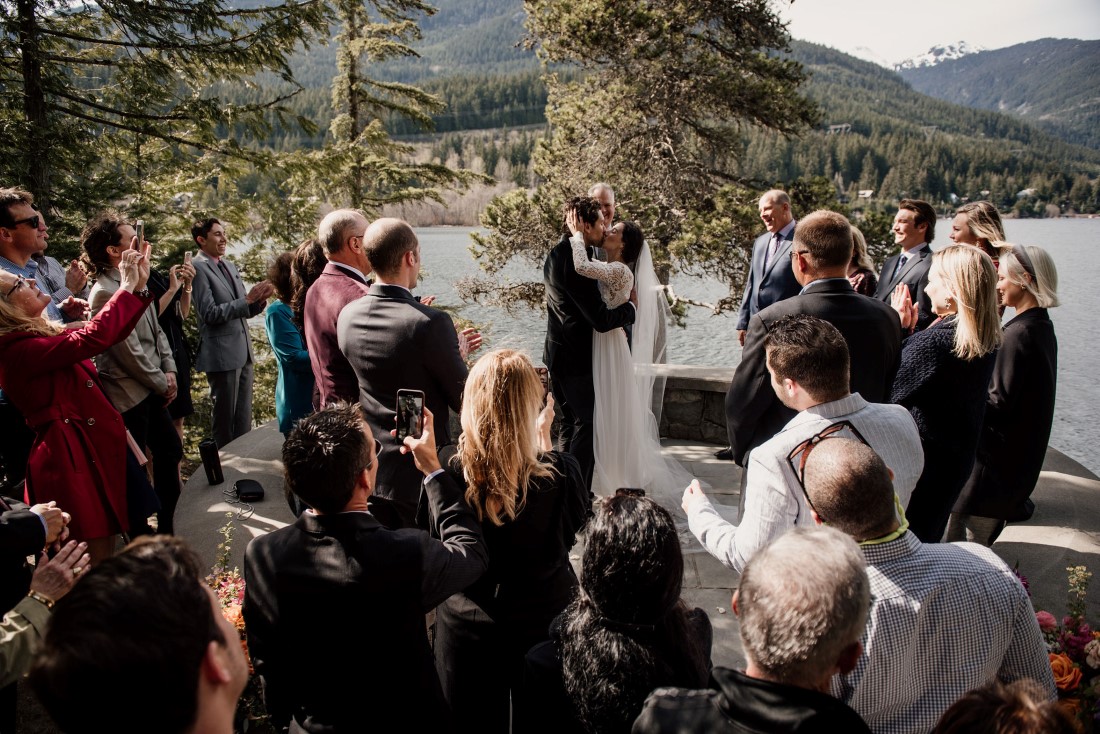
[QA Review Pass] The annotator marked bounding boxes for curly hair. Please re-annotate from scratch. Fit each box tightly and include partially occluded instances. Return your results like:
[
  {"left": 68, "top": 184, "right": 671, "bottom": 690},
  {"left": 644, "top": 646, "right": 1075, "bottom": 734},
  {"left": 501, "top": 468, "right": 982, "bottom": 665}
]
[
  {"left": 561, "top": 496, "right": 709, "bottom": 732},
  {"left": 456, "top": 349, "right": 555, "bottom": 525},
  {"left": 80, "top": 211, "right": 128, "bottom": 277},
  {"left": 290, "top": 238, "right": 327, "bottom": 330}
]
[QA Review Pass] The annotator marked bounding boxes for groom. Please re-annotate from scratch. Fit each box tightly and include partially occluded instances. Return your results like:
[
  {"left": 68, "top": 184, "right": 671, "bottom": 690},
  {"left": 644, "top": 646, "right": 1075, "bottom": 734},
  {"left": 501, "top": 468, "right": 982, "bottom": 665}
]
[{"left": 544, "top": 196, "right": 636, "bottom": 490}]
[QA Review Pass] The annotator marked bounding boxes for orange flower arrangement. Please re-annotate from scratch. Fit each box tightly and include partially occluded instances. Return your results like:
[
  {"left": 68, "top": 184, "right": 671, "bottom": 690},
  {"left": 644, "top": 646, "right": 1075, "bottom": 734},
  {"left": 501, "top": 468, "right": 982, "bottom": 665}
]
[{"left": 1051, "top": 652, "right": 1084, "bottom": 691}]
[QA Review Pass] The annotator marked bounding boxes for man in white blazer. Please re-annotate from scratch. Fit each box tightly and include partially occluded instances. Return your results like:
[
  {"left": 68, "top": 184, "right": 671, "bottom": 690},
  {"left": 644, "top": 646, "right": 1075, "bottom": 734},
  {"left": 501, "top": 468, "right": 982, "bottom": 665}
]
[
  {"left": 685, "top": 315, "right": 923, "bottom": 573},
  {"left": 190, "top": 218, "right": 274, "bottom": 449}
]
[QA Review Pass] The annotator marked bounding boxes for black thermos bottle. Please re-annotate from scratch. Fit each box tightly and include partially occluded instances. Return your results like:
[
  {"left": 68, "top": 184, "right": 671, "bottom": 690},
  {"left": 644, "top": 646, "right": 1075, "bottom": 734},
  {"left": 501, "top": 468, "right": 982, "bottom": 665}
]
[{"left": 198, "top": 438, "right": 224, "bottom": 485}]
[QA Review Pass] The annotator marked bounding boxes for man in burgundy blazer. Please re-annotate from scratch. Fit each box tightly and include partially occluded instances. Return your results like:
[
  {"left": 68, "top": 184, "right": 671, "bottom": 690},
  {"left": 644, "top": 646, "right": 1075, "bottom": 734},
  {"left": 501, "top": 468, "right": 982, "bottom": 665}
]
[{"left": 304, "top": 209, "right": 372, "bottom": 409}]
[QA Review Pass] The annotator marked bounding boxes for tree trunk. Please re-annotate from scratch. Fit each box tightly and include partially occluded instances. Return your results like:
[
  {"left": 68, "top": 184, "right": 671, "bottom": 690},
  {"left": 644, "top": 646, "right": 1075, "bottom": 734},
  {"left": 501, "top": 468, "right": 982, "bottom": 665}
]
[{"left": 17, "top": 0, "right": 51, "bottom": 210}]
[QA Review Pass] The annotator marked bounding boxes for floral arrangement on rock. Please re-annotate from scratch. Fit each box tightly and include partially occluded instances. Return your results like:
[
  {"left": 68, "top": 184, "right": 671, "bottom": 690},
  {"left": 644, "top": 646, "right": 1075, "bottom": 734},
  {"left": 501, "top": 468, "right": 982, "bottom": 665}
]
[
  {"left": 1034, "top": 564, "right": 1100, "bottom": 730},
  {"left": 207, "top": 515, "right": 274, "bottom": 733}
]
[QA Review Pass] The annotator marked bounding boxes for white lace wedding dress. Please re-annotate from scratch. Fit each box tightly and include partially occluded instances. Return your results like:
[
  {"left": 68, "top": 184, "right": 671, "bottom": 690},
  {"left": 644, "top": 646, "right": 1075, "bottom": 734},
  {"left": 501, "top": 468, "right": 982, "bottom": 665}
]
[{"left": 569, "top": 235, "right": 697, "bottom": 504}]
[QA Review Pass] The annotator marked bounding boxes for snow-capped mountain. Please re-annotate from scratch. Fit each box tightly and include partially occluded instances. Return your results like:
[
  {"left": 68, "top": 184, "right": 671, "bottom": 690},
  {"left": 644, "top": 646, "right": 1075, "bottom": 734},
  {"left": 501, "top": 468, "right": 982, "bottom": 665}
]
[{"left": 894, "top": 41, "right": 985, "bottom": 70}]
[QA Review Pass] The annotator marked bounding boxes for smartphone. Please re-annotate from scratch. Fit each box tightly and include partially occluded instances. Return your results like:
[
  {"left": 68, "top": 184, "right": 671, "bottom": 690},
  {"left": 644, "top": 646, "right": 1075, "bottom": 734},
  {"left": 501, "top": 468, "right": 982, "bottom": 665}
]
[
  {"left": 184, "top": 250, "right": 192, "bottom": 265},
  {"left": 535, "top": 367, "right": 549, "bottom": 399},
  {"left": 396, "top": 389, "right": 425, "bottom": 441},
  {"left": 134, "top": 220, "right": 144, "bottom": 250}
]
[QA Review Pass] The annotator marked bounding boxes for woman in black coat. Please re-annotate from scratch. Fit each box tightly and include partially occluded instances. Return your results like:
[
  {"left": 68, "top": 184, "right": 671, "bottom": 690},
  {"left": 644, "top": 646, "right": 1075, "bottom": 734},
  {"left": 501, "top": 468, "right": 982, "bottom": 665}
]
[
  {"left": 890, "top": 245, "right": 1002, "bottom": 543},
  {"left": 422, "top": 349, "right": 591, "bottom": 734},
  {"left": 948, "top": 244, "right": 1059, "bottom": 545}
]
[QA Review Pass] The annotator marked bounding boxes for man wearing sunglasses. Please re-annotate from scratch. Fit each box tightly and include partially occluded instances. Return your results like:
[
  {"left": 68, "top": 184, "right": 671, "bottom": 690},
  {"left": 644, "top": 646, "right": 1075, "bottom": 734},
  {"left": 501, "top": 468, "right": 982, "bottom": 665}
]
[
  {"left": 685, "top": 315, "right": 922, "bottom": 573},
  {"left": 801, "top": 437, "right": 1054, "bottom": 734}
]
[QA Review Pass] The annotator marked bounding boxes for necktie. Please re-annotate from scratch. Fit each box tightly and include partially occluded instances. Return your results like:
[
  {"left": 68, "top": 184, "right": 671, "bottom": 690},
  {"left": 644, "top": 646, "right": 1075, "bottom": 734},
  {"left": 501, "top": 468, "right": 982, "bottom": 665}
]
[
  {"left": 216, "top": 260, "right": 236, "bottom": 293},
  {"left": 764, "top": 233, "right": 782, "bottom": 270},
  {"left": 893, "top": 254, "right": 909, "bottom": 282}
]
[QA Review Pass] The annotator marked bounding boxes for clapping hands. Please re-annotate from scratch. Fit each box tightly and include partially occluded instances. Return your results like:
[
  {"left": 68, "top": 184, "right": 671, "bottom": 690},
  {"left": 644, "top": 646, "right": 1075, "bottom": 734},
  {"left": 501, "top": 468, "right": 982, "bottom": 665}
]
[
  {"left": 890, "top": 284, "right": 918, "bottom": 331},
  {"left": 458, "top": 327, "right": 483, "bottom": 360}
]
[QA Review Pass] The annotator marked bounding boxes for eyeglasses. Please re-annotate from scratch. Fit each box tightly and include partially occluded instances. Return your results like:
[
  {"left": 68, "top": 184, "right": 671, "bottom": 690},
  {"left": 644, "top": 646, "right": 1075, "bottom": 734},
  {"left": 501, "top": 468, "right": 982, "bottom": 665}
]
[
  {"left": 5, "top": 215, "right": 40, "bottom": 230},
  {"left": 786, "top": 420, "right": 870, "bottom": 519},
  {"left": 789, "top": 249, "right": 809, "bottom": 259},
  {"left": 3, "top": 275, "right": 27, "bottom": 298},
  {"left": 365, "top": 438, "right": 383, "bottom": 469}
]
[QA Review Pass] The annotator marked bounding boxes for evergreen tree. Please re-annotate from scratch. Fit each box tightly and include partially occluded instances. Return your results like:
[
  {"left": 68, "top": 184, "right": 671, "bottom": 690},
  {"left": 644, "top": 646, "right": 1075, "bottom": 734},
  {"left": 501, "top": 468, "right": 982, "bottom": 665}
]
[{"left": 465, "top": 0, "right": 820, "bottom": 312}]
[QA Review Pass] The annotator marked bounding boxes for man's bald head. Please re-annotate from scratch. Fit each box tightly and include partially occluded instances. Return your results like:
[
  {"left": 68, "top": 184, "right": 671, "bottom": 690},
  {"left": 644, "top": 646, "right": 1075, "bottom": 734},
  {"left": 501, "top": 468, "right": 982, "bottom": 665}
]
[
  {"left": 363, "top": 217, "right": 418, "bottom": 279},
  {"left": 803, "top": 438, "right": 897, "bottom": 541}
]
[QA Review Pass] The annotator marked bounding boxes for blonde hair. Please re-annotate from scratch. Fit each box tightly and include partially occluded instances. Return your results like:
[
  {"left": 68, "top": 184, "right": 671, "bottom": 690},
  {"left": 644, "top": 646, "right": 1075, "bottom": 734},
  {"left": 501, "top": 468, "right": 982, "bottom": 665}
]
[
  {"left": 849, "top": 226, "right": 874, "bottom": 271},
  {"left": 931, "top": 245, "right": 1002, "bottom": 361},
  {"left": 458, "top": 349, "right": 555, "bottom": 526},
  {"left": 998, "top": 243, "right": 1060, "bottom": 309},
  {"left": 956, "top": 201, "right": 1005, "bottom": 256},
  {"left": 0, "top": 276, "right": 63, "bottom": 338}
]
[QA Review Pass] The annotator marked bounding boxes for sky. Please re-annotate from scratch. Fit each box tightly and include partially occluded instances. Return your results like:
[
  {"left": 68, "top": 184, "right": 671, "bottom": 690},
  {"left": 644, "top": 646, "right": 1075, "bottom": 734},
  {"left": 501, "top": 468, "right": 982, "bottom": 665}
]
[{"left": 775, "top": 0, "right": 1100, "bottom": 67}]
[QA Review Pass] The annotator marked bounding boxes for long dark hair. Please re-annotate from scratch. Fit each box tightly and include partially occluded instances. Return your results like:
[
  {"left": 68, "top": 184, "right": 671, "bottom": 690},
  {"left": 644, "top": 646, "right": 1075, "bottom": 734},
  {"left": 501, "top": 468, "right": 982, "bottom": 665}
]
[
  {"left": 562, "top": 495, "right": 709, "bottom": 733},
  {"left": 290, "top": 239, "right": 326, "bottom": 330}
]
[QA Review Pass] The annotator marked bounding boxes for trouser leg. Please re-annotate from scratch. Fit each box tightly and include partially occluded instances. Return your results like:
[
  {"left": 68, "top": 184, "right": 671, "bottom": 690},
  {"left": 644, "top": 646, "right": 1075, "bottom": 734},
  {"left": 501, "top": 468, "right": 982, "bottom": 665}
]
[
  {"left": 146, "top": 399, "right": 184, "bottom": 535},
  {"left": 232, "top": 361, "right": 254, "bottom": 441},
  {"left": 206, "top": 369, "right": 238, "bottom": 449},
  {"left": 552, "top": 374, "right": 595, "bottom": 491}
]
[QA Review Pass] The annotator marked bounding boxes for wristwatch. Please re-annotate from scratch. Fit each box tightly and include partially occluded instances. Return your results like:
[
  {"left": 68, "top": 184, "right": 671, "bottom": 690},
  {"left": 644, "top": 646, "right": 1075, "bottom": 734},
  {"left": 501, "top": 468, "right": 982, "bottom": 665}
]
[{"left": 134, "top": 288, "right": 152, "bottom": 299}]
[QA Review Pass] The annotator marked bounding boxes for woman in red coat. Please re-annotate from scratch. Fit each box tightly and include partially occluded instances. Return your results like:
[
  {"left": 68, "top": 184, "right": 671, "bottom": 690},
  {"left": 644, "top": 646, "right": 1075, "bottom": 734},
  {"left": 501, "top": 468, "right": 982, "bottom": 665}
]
[{"left": 0, "top": 244, "right": 153, "bottom": 563}]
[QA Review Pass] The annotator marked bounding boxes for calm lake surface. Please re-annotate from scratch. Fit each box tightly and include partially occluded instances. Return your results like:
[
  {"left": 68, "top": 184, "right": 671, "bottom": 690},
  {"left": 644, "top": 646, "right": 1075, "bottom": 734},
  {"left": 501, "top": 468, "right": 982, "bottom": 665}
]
[{"left": 415, "top": 219, "right": 1100, "bottom": 475}]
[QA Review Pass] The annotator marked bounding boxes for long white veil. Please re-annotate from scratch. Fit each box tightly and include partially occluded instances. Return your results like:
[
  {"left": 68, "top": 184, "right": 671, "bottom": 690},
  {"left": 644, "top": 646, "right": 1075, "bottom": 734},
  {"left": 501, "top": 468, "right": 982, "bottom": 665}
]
[{"left": 591, "top": 241, "right": 696, "bottom": 513}]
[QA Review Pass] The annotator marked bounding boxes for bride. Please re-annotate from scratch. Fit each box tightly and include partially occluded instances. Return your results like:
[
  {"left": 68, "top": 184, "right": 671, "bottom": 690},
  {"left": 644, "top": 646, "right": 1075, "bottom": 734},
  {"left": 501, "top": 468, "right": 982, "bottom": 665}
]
[{"left": 566, "top": 215, "right": 696, "bottom": 501}]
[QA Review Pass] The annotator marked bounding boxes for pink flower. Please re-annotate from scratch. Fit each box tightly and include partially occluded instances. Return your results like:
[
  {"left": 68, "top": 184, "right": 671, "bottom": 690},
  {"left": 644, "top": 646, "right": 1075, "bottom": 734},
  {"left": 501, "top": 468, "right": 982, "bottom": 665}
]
[{"left": 1037, "top": 611, "right": 1058, "bottom": 632}]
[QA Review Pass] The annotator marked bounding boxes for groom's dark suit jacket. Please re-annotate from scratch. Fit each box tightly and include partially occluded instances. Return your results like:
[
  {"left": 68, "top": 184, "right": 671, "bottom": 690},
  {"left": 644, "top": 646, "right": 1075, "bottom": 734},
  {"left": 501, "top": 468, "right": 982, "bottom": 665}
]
[
  {"left": 725, "top": 278, "right": 902, "bottom": 465},
  {"left": 543, "top": 234, "right": 635, "bottom": 377},
  {"left": 337, "top": 283, "right": 467, "bottom": 527},
  {"left": 243, "top": 471, "right": 488, "bottom": 732},
  {"left": 874, "top": 243, "right": 935, "bottom": 331}
]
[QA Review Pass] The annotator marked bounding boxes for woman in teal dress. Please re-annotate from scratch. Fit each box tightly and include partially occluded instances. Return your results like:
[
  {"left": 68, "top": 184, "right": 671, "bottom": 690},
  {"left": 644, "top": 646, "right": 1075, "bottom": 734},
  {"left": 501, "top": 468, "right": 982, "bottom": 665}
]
[{"left": 265, "top": 251, "right": 314, "bottom": 437}]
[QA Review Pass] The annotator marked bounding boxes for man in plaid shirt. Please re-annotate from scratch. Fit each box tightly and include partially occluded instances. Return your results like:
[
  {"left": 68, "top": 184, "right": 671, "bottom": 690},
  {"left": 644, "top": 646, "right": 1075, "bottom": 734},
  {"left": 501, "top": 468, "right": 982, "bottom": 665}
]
[{"left": 802, "top": 437, "right": 1055, "bottom": 734}]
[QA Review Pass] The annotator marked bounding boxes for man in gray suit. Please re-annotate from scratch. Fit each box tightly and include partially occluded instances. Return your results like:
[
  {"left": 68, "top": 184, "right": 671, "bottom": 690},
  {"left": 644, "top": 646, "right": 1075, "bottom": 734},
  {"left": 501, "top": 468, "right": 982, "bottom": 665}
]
[
  {"left": 190, "top": 218, "right": 274, "bottom": 449},
  {"left": 337, "top": 218, "right": 480, "bottom": 528},
  {"left": 685, "top": 314, "right": 922, "bottom": 572}
]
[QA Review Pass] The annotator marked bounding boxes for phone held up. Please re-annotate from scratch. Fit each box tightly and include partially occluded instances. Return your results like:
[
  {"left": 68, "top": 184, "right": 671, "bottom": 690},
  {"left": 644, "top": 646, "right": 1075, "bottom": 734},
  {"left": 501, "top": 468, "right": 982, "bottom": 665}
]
[
  {"left": 396, "top": 389, "right": 426, "bottom": 442},
  {"left": 134, "top": 219, "right": 144, "bottom": 250},
  {"left": 535, "top": 367, "right": 550, "bottom": 401},
  {"left": 184, "top": 250, "right": 192, "bottom": 265}
]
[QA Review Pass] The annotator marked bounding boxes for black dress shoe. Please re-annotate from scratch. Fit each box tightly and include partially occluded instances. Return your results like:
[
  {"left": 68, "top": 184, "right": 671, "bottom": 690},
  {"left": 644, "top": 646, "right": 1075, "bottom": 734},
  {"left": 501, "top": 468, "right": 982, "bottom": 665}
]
[{"left": 714, "top": 446, "right": 733, "bottom": 460}]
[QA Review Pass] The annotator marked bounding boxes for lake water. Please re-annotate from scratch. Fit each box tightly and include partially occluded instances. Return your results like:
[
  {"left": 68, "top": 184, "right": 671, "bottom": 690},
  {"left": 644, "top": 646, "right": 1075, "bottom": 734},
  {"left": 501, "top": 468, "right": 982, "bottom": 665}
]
[{"left": 415, "top": 219, "right": 1100, "bottom": 476}]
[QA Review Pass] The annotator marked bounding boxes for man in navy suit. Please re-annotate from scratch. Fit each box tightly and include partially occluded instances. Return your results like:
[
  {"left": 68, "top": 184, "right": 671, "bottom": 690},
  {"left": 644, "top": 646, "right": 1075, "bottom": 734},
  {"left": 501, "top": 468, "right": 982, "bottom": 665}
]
[
  {"left": 716, "top": 189, "right": 802, "bottom": 460},
  {"left": 190, "top": 218, "right": 274, "bottom": 449},
  {"left": 873, "top": 198, "right": 936, "bottom": 331}
]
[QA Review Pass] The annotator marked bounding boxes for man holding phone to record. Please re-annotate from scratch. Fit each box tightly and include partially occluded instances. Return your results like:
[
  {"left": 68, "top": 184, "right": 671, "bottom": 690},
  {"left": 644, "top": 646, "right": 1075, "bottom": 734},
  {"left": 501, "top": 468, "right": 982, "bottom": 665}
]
[{"left": 337, "top": 218, "right": 481, "bottom": 529}]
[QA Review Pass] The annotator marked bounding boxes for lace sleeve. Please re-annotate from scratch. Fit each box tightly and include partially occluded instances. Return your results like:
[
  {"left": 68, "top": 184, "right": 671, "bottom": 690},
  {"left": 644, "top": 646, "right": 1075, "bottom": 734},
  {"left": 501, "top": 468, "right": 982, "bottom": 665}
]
[{"left": 569, "top": 234, "right": 633, "bottom": 292}]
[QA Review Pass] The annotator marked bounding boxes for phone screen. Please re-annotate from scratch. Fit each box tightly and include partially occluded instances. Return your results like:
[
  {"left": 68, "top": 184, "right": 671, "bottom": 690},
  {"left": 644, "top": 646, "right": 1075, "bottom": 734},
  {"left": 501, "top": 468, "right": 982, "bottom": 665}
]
[
  {"left": 184, "top": 250, "right": 192, "bottom": 264},
  {"left": 134, "top": 220, "right": 144, "bottom": 251},
  {"left": 396, "top": 390, "right": 425, "bottom": 441},
  {"left": 536, "top": 367, "right": 549, "bottom": 399}
]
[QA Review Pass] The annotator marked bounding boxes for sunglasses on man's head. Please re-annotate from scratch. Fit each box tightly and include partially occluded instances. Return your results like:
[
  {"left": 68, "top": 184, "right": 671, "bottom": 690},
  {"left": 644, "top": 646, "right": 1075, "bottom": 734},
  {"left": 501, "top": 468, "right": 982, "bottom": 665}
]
[{"left": 786, "top": 420, "right": 870, "bottom": 518}]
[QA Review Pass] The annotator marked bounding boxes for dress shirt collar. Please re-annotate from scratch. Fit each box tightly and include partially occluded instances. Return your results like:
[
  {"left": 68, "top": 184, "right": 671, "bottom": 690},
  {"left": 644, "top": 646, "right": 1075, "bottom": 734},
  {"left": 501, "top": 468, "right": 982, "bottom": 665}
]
[
  {"left": 799, "top": 276, "right": 851, "bottom": 294},
  {"left": 776, "top": 219, "right": 796, "bottom": 241},
  {"left": 858, "top": 529, "right": 920, "bottom": 565},
  {"left": 369, "top": 281, "right": 414, "bottom": 298},
  {"left": 331, "top": 261, "right": 367, "bottom": 282}
]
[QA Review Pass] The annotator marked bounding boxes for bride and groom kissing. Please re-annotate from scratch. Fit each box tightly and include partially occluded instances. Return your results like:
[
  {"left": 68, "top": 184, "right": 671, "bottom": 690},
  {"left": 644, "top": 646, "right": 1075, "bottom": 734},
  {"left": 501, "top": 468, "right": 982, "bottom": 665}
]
[{"left": 543, "top": 192, "right": 695, "bottom": 501}]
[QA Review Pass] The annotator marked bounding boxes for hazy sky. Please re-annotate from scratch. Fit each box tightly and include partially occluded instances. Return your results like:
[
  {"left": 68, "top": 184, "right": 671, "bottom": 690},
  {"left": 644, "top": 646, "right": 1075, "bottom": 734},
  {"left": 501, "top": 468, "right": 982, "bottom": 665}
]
[{"left": 776, "top": 0, "right": 1100, "bottom": 66}]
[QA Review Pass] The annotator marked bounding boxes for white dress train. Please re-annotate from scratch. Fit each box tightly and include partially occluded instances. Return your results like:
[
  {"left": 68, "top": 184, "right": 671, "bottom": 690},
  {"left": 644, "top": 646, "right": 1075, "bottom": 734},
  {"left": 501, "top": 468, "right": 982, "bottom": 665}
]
[{"left": 569, "top": 236, "right": 697, "bottom": 509}]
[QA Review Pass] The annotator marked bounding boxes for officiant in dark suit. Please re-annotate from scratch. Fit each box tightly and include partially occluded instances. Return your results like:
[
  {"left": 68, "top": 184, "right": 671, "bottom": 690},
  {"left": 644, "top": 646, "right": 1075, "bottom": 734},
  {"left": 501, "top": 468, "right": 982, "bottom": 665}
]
[
  {"left": 725, "top": 210, "right": 901, "bottom": 468},
  {"left": 543, "top": 196, "right": 635, "bottom": 490},
  {"left": 337, "top": 218, "right": 479, "bottom": 529}
]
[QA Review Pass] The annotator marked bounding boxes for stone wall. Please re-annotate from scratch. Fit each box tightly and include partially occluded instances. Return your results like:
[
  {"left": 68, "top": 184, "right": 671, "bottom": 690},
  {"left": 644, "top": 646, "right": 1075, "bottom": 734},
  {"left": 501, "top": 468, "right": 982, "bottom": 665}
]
[{"left": 655, "top": 365, "right": 736, "bottom": 443}]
